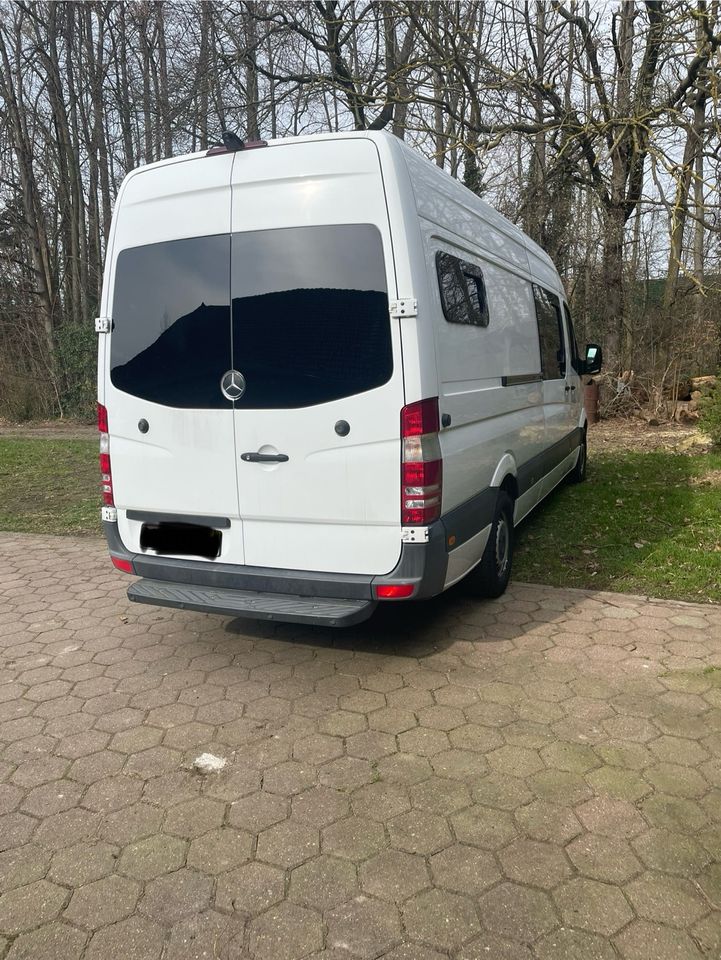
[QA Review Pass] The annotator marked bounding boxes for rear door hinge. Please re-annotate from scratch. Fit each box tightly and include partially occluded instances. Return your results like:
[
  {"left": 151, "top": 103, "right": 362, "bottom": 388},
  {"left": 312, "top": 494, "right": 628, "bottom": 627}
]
[
  {"left": 94, "top": 316, "right": 111, "bottom": 333},
  {"left": 389, "top": 298, "right": 417, "bottom": 319}
]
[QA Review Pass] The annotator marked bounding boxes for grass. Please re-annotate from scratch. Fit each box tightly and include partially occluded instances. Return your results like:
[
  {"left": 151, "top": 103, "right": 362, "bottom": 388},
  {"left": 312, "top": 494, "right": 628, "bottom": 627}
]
[
  {"left": 0, "top": 438, "right": 100, "bottom": 537},
  {"left": 1, "top": 436, "right": 720, "bottom": 603},
  {"left": 515, "top": 449, "right": 721, "bottom": 603}
]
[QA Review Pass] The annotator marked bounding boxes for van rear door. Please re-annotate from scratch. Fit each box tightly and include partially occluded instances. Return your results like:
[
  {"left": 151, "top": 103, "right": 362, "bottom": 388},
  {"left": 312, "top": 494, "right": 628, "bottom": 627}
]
[
  {"left": 229, "top": 140, "right": 404, "bottom": 576},
  {"left": 106, "top": 154, "right": 245, "bottom": 564}
]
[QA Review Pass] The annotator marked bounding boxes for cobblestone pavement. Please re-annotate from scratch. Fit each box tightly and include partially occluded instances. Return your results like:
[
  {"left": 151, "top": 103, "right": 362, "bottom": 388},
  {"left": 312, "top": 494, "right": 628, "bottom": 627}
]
[{"left": 2, "top": 533, "right": 721, "bottom": 959}]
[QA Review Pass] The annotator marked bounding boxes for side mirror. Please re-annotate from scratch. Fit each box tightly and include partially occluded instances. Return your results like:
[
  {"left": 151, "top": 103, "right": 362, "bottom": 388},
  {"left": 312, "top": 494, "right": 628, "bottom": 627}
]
[{"left": 583, "top": 343, "right": 603, "bottom": 375}]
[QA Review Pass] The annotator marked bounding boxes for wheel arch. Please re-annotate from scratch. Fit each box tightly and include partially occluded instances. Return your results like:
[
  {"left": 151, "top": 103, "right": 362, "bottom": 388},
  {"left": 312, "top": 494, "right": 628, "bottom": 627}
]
[{"left": 490, "top": 453, "right": 518, "bottom": 503}]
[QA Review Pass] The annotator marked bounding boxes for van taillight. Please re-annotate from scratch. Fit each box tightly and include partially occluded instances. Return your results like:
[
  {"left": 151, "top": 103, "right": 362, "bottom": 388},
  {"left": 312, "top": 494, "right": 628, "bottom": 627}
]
[
  {"left": 401, "top": 398, "right": 442, "bottom": 525},
  {"left": 98, "top": 403, "right": 114, "bottom": 506}
]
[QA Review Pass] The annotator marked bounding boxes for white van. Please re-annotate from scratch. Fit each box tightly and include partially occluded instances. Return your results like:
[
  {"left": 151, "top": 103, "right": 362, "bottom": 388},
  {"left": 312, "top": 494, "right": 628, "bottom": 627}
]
[{"left": 97, "top": 131, "right": 602, "bottom": 627}]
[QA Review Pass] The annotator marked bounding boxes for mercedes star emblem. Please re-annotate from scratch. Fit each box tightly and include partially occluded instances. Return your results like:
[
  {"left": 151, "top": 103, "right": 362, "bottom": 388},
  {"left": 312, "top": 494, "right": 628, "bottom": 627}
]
[{"left": 220, "top": 369, "right": 246, "bottom": 401}]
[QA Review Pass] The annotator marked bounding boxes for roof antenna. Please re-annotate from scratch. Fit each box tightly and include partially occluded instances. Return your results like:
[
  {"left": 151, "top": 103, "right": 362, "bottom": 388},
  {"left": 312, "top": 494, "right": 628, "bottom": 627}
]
[{"left": 221, "top": 129, "right": 245, "bottom": 152}]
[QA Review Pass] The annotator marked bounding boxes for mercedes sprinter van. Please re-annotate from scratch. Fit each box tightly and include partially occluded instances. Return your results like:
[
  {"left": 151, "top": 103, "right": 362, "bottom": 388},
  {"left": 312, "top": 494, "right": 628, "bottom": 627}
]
[{"left": 98, "top": 131, "right": 601, "bottom": 627}]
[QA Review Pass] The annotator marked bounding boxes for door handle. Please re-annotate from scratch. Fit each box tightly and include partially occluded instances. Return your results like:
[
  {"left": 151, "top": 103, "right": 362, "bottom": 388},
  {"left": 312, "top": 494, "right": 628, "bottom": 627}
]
[{"left": 241, "top": 452, "right": 289, "bottom": 463}]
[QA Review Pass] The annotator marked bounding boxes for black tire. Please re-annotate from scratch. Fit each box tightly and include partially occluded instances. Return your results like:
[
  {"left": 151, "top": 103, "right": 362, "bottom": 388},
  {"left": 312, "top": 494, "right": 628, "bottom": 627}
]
[
  {"left": 463, "top": 490, "right": 514, "bottom": 599},
  {"left": 568, "top": 432, "right": 587, "bottom": 484}
]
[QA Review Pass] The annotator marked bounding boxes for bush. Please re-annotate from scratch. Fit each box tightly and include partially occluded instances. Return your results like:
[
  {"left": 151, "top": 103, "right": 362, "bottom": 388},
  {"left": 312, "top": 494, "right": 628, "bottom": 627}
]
[
  {"left": 699, "top": 373, "right": 721, "bottom": 447},
  {"left": 55, "top": 322, "right": 96, "bottom": 421}
]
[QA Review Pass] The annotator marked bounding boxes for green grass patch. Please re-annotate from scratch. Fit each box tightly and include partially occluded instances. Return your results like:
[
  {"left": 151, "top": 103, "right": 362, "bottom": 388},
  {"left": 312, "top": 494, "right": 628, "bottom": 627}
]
[
  {"left": 1, "top": 437, "right": 720, "bottom": 603},
  {"left": 515, "top": 450, "right": 721, "bottom": 603},
  {"left": 0, "top": 438, "right": 100, "bottom": 537}
]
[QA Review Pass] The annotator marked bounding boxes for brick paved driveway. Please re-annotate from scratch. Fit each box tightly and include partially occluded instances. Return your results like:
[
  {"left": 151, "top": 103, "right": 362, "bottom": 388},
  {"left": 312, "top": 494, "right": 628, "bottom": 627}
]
[{"left": 2, "top": 533, "right": 721, "bottom": 959}]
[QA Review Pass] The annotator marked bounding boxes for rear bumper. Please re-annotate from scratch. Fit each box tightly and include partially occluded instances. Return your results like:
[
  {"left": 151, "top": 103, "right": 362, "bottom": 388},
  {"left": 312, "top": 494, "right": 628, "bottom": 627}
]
[
  {"left": 103, "top": 519, "right": 448, "bottom": 623},
  {"left": 128, "top": 579, "right": 377, "bottom": 627}
]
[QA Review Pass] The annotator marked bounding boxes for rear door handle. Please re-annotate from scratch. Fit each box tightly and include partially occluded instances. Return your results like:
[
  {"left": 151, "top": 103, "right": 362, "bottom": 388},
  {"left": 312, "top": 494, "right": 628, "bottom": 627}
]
[{"left": 241, "top": 452, "right": 289, "bottom": 463}]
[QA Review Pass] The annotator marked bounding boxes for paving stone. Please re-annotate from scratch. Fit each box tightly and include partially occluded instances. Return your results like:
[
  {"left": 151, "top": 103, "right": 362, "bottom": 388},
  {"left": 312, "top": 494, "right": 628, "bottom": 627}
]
[
  {"left": 216, "top": 860, "right": 286, "bottom": 916},
  {"left": 499, "top": 838, "right": 572, "bottom": 889},
  {"left": 323, "top": 815, "right": 386, "bottom": 861},
  {"left": 262, "top": 760, "right": 317, "bottom": 796},
  {"left": 5, "top": 921, "right": 87, "bottom": 960},
  {"left": 515, "top": 799, "right": 581, "bottom": 843},
  {"left": 431, "top": 843, "right": 500, "bottom": 894},
  {"left": 613, "top": 919, "right": 703, "bottom": 960},
  {"left": 566, "top": 834, "right": 642, "bottom": 884},
  {"left": 140, "top": 869, "right": 213, "bottom": 925},
  {"left": 100, "top": 802, "right": 163, "bottom": 845},
  {"left": 541, "top": 741, "right": 600, "bottom": 773},
  {"left": 118, "top": 834, "right": 187, "bottom": 880},
  {"left": 352, "top": 781, "right": 411, "bottom": 821},
  {"left": 0, "top": 879, "right": 67, "bottom": 935},
  {"left": 257, "top": 820, "right": 319, "bottom": 869},
  {"left": 554, "top": 877, "right": 633, "bottom": 935},
  {"left": 0, "top": 844, "right": 50, "bottom": 894},
  {"left": 471, "top": 772, "right": 533, "bottom": 810},
  {"left": 576, "top": 796, "right": 647, "bottom": 838},
  {"left": 187, "top": 827, "right": 253, "bottom": 874},
  {"left": 288, "top": 855, "right": 358, "bottom": 910},
  {"left": 64, "top": 874, "right": 141, "bottom": 930},
  {"left": 376, "top": 753, "right": 433, "bottom": 785},
  {"left": 457, "top": 933, "right": 533, "bottom": 959},
  {"left": 33, "top": 808, "right": 100, "bottom": 850},
  {"left": 410, "top": 776, "right": 471, "bottom": 815},
  {"left": 529, "top": 768, "right": 593, "bottom": 805},
  {"left": 477, "top": 882, "right": 557, "bottom": 943},
  {"left": 227, "top": 791, "right": 289, "bottom": 833},
  {"left": 690, "top": 912, "right": 721, "bottom": 958},
  {"left": 82, "top": 774, "right": 144, "bottom": 812},
  {"left": 49, "top": 841, "right": 119, "bottom": 886},
  {"left": 360, "top": 849, "right": 429, "bottom": 901},
  {"left": 382, "top": 945, "right": 447, "bottom": 960},
  {"left": 327, "top": 897, "right": 401, "bottom": 959},
  {"left": 534, "top": 928, "right": 617, "bottom": 960},
  {"left": 625, "top": 871, "right": 708, "bottom": 927},
  {"left": 639, "top": 793, "right": 708, "bottom": 833},
  {"left": 248, "top": 902, "right": 322, "bottom": 960},
  {"left": 320, "top": 756, "right": 374, "bottom": 791},
  {"left": 163, "top": 797, "right": 225, "bottom": 840},
  {"left": 85, "top": 915, "right": 165, "bottom": 960},
  {"left": 388, "top": 809, "right": 452, "bottom": 855},
  {"left": 632, "top": 828, "right": 711, "bottom": 876},
  {"left": 164, "top": 909, "right": 242, "bottom": 960}
]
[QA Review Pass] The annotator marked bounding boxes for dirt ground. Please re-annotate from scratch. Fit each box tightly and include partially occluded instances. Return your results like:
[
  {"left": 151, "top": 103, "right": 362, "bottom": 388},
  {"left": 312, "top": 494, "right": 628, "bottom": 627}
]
[
  {"left": 0, "top": 418, "right": 95, "bottom": 440},
  {"left": 588, "top": 419, "right": 711, "bottom": 455}
]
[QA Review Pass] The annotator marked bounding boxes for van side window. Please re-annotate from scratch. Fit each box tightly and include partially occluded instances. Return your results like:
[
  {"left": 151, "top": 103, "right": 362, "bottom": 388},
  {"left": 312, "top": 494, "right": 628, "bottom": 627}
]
[
  {"left": 563, "top": 303, "right": 581, "bottom": 373},
  {"left": 436, "top": 252, "right": 490, "bottom": 327},
  {"left": 532, "top": 284, "right": 565, "bottom": 380}
]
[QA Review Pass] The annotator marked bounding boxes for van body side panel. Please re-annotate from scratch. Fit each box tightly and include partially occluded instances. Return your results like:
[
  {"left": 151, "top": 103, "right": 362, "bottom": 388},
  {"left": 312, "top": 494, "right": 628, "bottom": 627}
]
[
  {"left": 104, "top": 154, "right": 245, "bottom": 564},
  {"left": 228, "top": 139, "right": 404, "bottom": 576},
  {"left": 414, "top": 217, "right": 547, "bottom": 520}
]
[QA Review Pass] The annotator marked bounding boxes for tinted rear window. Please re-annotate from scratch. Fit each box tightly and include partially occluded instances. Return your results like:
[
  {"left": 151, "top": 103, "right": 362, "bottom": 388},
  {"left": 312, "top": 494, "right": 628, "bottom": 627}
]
[
  {"left": 110, "top": 224, "right": 391, "bottom": 410},
  {"left": 110, "top": 234, "right": 231, "bottom": 408},
  {"left": 231, "top": 224, "right": 391, "bottom": 408}
]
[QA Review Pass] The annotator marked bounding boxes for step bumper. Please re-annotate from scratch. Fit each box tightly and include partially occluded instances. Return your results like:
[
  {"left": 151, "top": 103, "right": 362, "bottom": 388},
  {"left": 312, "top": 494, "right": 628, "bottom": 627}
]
[{"left": 127, "top": 578, "right": 377, "bottom": 627}]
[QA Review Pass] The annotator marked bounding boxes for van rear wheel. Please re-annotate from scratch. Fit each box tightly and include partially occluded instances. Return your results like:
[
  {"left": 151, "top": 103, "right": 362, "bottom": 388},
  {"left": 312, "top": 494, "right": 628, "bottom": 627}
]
[{"left": 463, "top": 490, "right": 514, "bottom": 599}]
